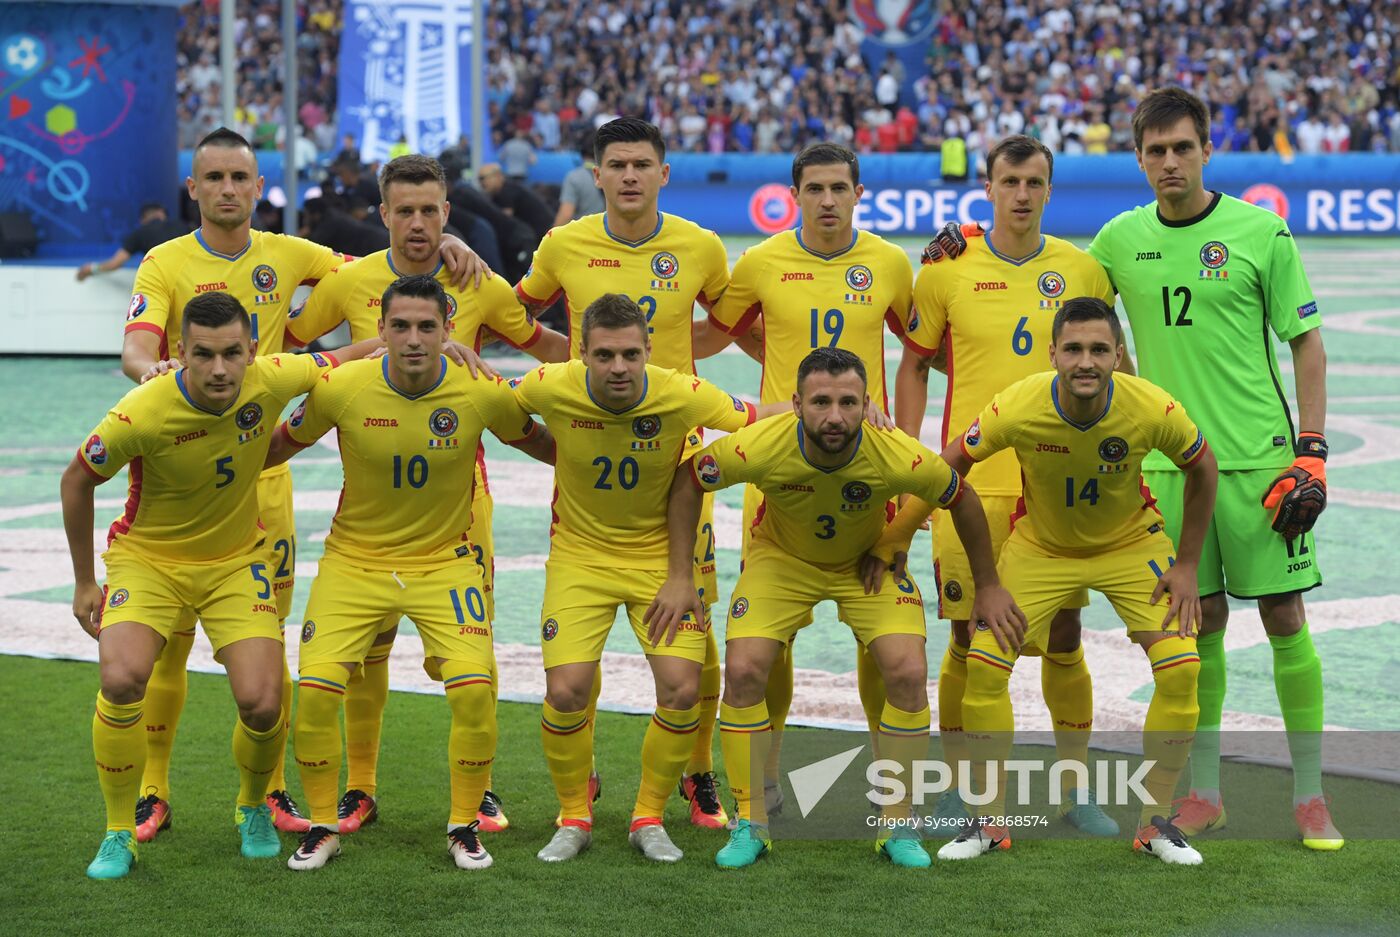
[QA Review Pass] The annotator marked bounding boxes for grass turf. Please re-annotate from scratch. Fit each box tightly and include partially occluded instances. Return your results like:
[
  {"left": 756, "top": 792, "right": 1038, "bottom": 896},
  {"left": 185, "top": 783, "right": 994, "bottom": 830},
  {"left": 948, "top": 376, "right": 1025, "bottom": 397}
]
[{"left": 3, "top": 654, "right": 1393, "bottom": 937}]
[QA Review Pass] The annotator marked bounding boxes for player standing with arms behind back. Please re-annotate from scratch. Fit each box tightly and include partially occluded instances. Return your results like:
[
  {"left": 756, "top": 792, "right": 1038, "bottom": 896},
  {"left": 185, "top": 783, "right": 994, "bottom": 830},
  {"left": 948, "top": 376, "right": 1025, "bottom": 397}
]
[{"left": 1087, "top": 87, "right": 1340, "bottom": 849}]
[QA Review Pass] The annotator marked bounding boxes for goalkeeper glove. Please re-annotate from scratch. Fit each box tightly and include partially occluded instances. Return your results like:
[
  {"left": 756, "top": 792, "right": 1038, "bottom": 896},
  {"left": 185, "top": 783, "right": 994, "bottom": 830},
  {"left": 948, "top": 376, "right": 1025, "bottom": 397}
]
[
  {"left": 921, "top": 222, "right": 984, "bottom": 264},
  {"left": 1261, "top": 432, "right": 1328, "bottom": 540}
]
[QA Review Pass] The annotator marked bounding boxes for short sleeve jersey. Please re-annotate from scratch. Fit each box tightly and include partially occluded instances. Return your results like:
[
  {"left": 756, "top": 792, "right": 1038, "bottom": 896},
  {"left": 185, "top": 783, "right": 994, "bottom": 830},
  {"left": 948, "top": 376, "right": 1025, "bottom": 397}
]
[
  {"left": 1088, "top": 193, "right": 1318, "bottom": 471},
  {"left": 127, "top": 230, "right": 348, "bottom": 358},
  {"left": 78, "top": 353, "right": 336, "bottom": 562},
  {"left": 911, "top": 234, "right": 1115, "bottom": 496},
  {"left": 959, "top": 372, "right": 1207, "bottom": 557},
  {"left": 286, "top": 357, "right": 533, "bottom": 571},
  {"left": 287, "top": 249, "right": 543, "bottom": 352},
  {"left": 512, "top": 361, "right": 756, "bottom": 568},
  {"left": 691, "top": 414, "right": 962, "bottom": 568},
  {"left": 707, "top": 229, "right": 919, "bottom": 410},
  {"left": 514, "top": 212, "right": 729, "bottom": 373}
]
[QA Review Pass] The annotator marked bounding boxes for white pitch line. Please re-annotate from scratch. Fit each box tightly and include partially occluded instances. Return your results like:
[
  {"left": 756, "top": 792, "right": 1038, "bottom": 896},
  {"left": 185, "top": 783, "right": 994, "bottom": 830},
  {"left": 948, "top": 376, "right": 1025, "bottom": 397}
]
[{"left": 1319, "top": 309, "right": 1400, "bottom": 338}]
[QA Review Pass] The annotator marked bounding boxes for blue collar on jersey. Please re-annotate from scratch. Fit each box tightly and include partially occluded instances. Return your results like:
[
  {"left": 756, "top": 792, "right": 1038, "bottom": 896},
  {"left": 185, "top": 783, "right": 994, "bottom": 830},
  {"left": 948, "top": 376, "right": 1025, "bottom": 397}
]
[
  {"left": 175, "top": 369, "right": 238, "bottom": 416},
  {"left": 585, "top": 370, "right": 649, "bottom": 413},
  {"left": 796, "top": 420, "right": 863, "bottom": 473},
  {"left": 796, "top": 229, "right": 858, "bottom": 260},
  {"left": 602, "top": 212, "right": 663, "bottom": 248},
  {"left": 194, "top": 229, "right": 252, "bottom": 261},
  {"left": 381, "top": 354, "right": 447, "bottom": 399},
  {"left": 1050, "top": 375, "right": 1114, "bottom": 431},
  {"left": 386, "top": 252, "right": 443, "bottom": 278},
  {"left": 985, "top": 233, "right": 1046, "bottom": 267}
]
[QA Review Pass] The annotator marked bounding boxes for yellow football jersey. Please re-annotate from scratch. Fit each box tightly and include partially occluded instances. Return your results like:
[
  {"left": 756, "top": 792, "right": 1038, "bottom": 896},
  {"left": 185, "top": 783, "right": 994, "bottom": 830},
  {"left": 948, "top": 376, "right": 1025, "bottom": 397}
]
[
  {"left": 285, "top": 357, "right": 534, "bottom": 571},
  {"left": 77, "top": 352, "right": 337, "bottom": 563},
  {"left": 912, "top": 235, "right": 1115, "bottom": 496},
  {"left": 707, "top": 229, "right": 918, "bottom": 409},
  {"left": 286, "top": 249, "right": 544, "bottom": 352},
  {"left": 512, "top": 360, "right": 756, "bottom": 568},
  {"left": 126, "top": 230, "right": 348, "bottom": 358},
  {"left": 692, "top": 414, "right": 961, "bottom": 568},
  {"left": 514, "top": 212, "right": 729, "bottom": 372},
  {"left": 959, "top": 372, "right": 1207, "bottom": 557}
]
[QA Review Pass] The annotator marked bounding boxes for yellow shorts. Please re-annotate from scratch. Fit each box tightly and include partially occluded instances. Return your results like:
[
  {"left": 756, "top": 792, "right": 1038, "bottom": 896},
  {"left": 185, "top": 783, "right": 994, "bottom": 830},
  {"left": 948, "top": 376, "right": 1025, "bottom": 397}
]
[
  {"left": 984, "top": 528, "right": 1182, "bottom": 658},
  {"left": 933, "top": 493, "right": 1088, "bottom": 620},
  {"left": 724, "top": 540, "right": 927, "bottom": 647},
  {"left": 256, "top": 467, "right": 296, "bottom": 621},
  {"left": 99, "top": 544, "right": 281, "bottom": 654},
  {"left": 300, "top": 553, "right": 493, "bottom": 670},
  {"left": 539, "top": 561, "right": 709, "bottom": 668}
]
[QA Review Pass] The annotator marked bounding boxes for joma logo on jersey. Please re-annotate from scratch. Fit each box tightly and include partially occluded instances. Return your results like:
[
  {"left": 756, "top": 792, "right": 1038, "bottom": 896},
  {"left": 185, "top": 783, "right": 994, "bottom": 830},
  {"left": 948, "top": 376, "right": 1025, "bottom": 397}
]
[
  {"left": 194, "top": 282, "right": 229, "bottom": 293},
  {"left": 587, "top": 258, "right": 621, "bottom": 268},
  {"left": 252, "top": 603, "right": 278, "bottom": 615},
  {"left": 570, "top": 419, "right": 604, "bottom": 430},
  {"left": 781, "top": 272, "right": 815, "bottom": 282},
  {"left": 973, "top": 281, "right": 1007, "bottom": 292},
  {"left": 173, "top": 429, "right": 208, "bottom": 446},
  {"left": 363, "top": 417, "right": 398, "bottom": 427},
  {"left": 1036, "top": 443, "right": 1070, "bottom": 454},
  {"left": 1135, "top": 251, "right": 1162, "bottom": 261}
]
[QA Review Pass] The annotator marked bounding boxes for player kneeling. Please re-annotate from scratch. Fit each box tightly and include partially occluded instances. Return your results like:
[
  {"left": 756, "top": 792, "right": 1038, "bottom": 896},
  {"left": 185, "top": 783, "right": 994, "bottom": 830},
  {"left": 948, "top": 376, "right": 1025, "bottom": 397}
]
[
  {"left": 897, "top": 297, "right": 1218, "bottom": 866},
  {"left": 650, "top": 347, "right": 1022, "bottom": 869},
  {"left": 269, "top": 275, "right": 555, "bottom": 871}
]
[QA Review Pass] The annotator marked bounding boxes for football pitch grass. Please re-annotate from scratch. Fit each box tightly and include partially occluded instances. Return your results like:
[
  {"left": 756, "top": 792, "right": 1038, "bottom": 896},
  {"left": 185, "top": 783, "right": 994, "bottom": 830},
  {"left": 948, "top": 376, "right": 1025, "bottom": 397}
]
[{"left": 3, "top": 655, "right": 1395, "bottom": 937}]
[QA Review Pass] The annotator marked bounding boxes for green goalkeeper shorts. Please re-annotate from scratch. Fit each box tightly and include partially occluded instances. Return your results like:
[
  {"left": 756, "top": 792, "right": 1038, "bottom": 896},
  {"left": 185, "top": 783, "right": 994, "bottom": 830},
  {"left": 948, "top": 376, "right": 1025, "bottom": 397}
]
[{"left": 1145, "top": 467, "right": 1323, "bottom": 599}]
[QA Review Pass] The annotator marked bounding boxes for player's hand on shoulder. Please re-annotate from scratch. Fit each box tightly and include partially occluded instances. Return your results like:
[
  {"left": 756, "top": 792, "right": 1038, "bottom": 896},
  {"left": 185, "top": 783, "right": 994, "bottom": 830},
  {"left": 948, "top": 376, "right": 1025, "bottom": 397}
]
[
  {"left": 140, "top": 359, "right": 180, "bottom": 383},
  {"left": 643, "top": 576, "right": 705, "bottom": 648},
  {"left": 921, "top": 221, "right": 984, "bottom": 265},
  {"left": 444, "top": 341, "right": 499, "bottom": 379},
  {"left": 72, "top": 582, "right": 104, "bottom": 640},
  {"left": 971, "top": 584, "right": 1027, "bottom": 653},
  {"left": 863, "top": 400, "right": 896, "bottom": 431},
  {"left": 440, "top": 237, "right": 493, "bottom": 289},
  {"left": 1151, "top": 560, "right": 1201, "bottom": 637},
  {"left": 859, "top": 548, "right": 907, "bottom": 595}
]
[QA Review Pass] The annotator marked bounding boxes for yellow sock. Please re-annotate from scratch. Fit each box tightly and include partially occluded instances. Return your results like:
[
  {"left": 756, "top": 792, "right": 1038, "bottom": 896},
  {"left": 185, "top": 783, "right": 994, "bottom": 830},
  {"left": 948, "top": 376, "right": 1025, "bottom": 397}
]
[
  {"left": 1140, "top": 637, "right": 1200, "bottom": 827},
  {"left": 686, "top": 629, "right": 721, "bottom": 775},
  {"left": 345, "top": 650, "right": 390, "bottom": 796},
  {"left": 294, "top": 667, "right": 348, "bottom": 826},
  {"left": 583, "top": 666, "right": 603, "bottom": 769},
  {"left": 857, "top": 643, "right": 887, "bottom": 752},
  {"left": 140, "top": 625, "right": 194, "bottom": 800},
  {"left": 267, "top": 650, "right": 294, "bottom": 793},
  {"left": 1042, "top": 645, "right": 1093, "bottom": 797},
  {"left": 720, "top": 701, "right": 772, "bottom": 825},
  {"left": 443, "top": 664, "right": 496, "bottom": 826},
  {"left": 877, "top": 702, "right": 931, "bottom": 821},
  {"left": 937, "top": 641, "right": 970, "bottom": 783},
  {"left": 635, "top": 704, "right": 701, "bottom": 820},
  {"left": 762, "top": 643, "right": 793, "bottom": 784},
  {"left": 233, "top": 715, "right": 286, "bottom": 810},
  {"left": 94, "top": 692, "right": 146, "bottom": 833},
  {"left": 541, "top": 701, "right": 593, "bottom": 823},
  {"left": 485, "top": 651, "right": 499, "bottom": 792},
  {"left": 964, "top": 643, "right": 1018, "bottom": 818}
]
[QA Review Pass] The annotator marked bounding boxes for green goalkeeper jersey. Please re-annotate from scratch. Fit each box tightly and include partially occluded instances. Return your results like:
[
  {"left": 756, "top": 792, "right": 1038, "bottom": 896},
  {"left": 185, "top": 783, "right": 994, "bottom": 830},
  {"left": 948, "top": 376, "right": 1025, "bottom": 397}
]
[{"left": 1089, "top": 192, "right": 1321, "bottom": 472}]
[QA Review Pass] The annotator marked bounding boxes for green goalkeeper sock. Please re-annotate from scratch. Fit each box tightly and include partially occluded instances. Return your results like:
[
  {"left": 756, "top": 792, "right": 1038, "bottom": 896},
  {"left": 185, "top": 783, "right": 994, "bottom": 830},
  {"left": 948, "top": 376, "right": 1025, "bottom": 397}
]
[
  {"left": 1270, "top": 625, "right": 1325, "bottom": 801},
  {"left": 1188, "top": 629, "right": 1226, "bottom": 796}
]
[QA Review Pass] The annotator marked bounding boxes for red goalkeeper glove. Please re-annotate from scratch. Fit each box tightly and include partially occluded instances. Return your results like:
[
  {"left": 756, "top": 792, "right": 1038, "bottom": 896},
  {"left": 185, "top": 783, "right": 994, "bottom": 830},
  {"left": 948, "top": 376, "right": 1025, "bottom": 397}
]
[
  {"left": 920, "top": 222, "right": 984, "bottom": 265},
  {"left": 1261, "top": 432, "right": 1328, "bottom": 540}
]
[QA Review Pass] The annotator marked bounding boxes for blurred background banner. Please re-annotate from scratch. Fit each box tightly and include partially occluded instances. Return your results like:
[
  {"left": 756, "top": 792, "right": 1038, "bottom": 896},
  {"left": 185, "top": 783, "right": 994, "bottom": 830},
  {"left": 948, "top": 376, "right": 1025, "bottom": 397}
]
[
  {"left": 336, "top": 0, "right": 488, "bottom": 166},
  {"left": 0, "top": 2, "right": 178, "bottom": 253}
]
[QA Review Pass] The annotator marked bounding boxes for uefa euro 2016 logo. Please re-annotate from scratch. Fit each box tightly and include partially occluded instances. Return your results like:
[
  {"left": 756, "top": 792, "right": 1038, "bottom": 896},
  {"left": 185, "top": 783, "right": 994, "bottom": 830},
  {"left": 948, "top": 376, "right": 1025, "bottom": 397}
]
[
  {"left": 236, "top": 403, "right": 263, "bottom": 431},
  {"left": 964, "top": 419, "right": 982, "bottom": 448},
  {"left": 849, "top": 0, "right": 937, "bottom": 46},
  {"left": 127, "top": 293, "right": 147, "bottom": 321},
  {"left": 430, "top": 408, "right": 458, "bottom": 437},
  {"left": 252, "top": 264, "right": 278, "bottom": 293},
  {"left": 1200, "top": 241, "right": 1229, "bottom": 268},
  {"left": 85, "top": 433, "right": 107, "bottom": 465}
]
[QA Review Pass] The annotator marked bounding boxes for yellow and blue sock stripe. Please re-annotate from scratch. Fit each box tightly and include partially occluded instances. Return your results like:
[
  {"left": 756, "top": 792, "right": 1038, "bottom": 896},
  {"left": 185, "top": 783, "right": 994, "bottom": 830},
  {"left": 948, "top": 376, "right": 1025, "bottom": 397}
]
[
  {"left": 1150, "top": 650, "right": 1201, "bottom": 673},
  {"left": 542, "top": 711, "right": 589, "bottom": 736},
  {"left": 299, "top": 674, "right": 347, "bottom": 696},
  {"left": 967, "top": 647, "right": 1016, "bottom": 673},
  {"left": 651, "top": 710, "right": 700, "bottom": 735},
  {"left": 444, "top": 671, "right": 492, "bottom": 691}
]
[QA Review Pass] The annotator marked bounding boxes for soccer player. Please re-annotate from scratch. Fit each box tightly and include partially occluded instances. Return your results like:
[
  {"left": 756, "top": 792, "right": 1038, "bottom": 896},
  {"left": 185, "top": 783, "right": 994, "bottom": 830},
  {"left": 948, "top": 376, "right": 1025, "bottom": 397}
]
[
  {"left": 268, "top": 275, "right": 553, "bottom": 871},
  {"left": 892, "top": 134, "right": 1121, "bottom": 835},
  {"left": 60, "top": 292, "right": 352, "bottom": 879},
  {"left": 700, "top": 141, "right": 927, "bottom": 816},
  {"left": 118, "top": 127, "right": 489, "bottom": 839},
  {"left": 909, "top": 298, "right": 1218, "bottom": 865},
  {"left": 514, "top": 117, "right": 735, "bottom": 828},
  {"left": 649, "top": 347, "right": 1022, "bottom": 870},
  {"left": 284, "top": 154, "right": 569, "bottom": 835},
  {"left": 1087, "top": 88, "right": 1339, "bottom": 848},
  {"left": 514, "top": 294, "right": 788, "bottom": 863}
]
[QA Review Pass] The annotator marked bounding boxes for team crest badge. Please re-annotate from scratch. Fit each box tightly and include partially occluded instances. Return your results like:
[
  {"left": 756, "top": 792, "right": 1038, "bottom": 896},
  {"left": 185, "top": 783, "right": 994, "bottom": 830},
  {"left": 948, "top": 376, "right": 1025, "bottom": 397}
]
[
  {"left": 288, "top": 402, "right": 306, "bottom": 428},
  {"left": 444, "top": 294, "right": 458, "bottom": 322},
  {"left": 842, "top": 480, "right": 872, "bottom": 503},
  {"left": 236, "top": 403, "right": 263, "bottom": 431},
  {"left": 943, "top": 580, "right": 962, "bottom": 602},
  {"left": 845, "top": 264, "right": 873, "bottom": 292},
  {"left": 85, "top": 433, "right": 107, "bottom": 465},
  {"left": 632, "top": 415, "right": 661, "bottom": 439},
  {"left": 964, "top": 419, "right": 982, "bottom": 447},
  {"left": 1037, "top": 271, "right": 1066, "bottom": 298},
  {"left": 252, "top": 264, "right": 278, "bottom": 293},
  {"left": 651, "top": 251, "right": 680, "bottom": 279},
  {"left": 301, "top": 620, "right": 315, "bottom": 643},
  {"left": 730, "top": 597, "right": 749, "bottom": 619},
  {"left": 541, "top": 618, "right": 559, "bottom": 641},
  {"left": 1200, "top": 241, "right": 1229, "bottom": 269},
  {"left": 1098, "top": 436, "right": 1129, "bottom": 463},
  {"left": 108, "top": 588, "right": 129, "bottom": 608},
  {"left": 127, "top": 293, "right": 147, "bottom": 321},
  {"left": 697, "top": 454, "right": 721, "bottom": 485},
  {"left": 430, "top": 407, "right": 459, "bottom": 437}
]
